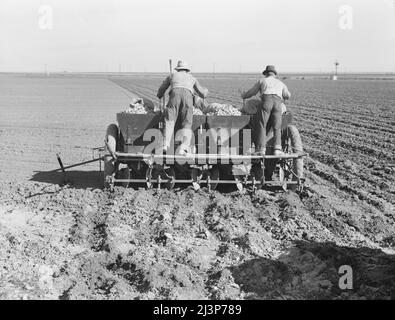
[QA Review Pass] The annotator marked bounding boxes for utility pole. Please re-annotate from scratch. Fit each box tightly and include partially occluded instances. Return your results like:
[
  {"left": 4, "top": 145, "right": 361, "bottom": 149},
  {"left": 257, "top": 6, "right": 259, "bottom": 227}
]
[
  {"left": 332, "top": 60, "right": 339, "bottom": 80},
  {"left": 334, "top": 60, "right": 339, "bottom": 76},
  {"left": 213, "top": 63, "right": 216, "bottom": 78}
]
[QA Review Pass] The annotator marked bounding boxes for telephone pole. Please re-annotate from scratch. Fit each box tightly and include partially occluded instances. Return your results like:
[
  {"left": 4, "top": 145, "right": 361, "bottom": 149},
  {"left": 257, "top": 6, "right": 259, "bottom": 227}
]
[{"left": 332, "top": 60, "right": 339, "bottom": 80}]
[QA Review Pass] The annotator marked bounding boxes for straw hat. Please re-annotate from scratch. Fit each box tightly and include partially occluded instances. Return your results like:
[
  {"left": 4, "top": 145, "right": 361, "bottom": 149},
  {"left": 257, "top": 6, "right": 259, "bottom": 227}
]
[
  {"left": 174, "top": 60, "right": 191, "bottom": 72},
  {"left": 262, "top": 65, "right": 277, "bottom": 75}
]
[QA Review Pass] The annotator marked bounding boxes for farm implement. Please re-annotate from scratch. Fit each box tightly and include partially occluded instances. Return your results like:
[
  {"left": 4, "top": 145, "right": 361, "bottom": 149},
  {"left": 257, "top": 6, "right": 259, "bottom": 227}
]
[{"left": 101, "top": 111, "right": 307, "bottom": 192}]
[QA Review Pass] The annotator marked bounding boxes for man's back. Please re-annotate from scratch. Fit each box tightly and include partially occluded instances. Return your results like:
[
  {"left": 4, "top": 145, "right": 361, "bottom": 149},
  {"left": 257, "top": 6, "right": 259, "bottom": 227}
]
[
  {"left": 242, "top": 75, "right": 290, "bottom": 100},
  {"left": 261, "top": 76, "right": 283, "bottom": 95},
  {"left": 260, "top": 76, "right": 290, "bottom": 99},
  {"left": 171, "top": 71, "right": 196, "bottom": 92},
  {"left": 157, "top": 70, "right": 208, "bottom": 99}
]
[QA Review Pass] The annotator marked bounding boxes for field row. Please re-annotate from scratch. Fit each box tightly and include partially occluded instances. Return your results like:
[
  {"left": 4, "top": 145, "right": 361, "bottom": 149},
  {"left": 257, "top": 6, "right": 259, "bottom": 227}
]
[
  {"left": 306, "top": 157, "right": 393, "bottom": 212},
  {"left": 294, "top": 110, "right": 394, "bottom": 142},
  {"left": 304, "top": 143, "right": 394, "bottom": 202},
  {"left": 293, "top": 105, "right": 395, "bottom": 133},
  {"left": 296, "top": 117, "right": 393, "bottom": 148},
  {"left": 299, "top": 124, "right": 394, "bottom": 161}
]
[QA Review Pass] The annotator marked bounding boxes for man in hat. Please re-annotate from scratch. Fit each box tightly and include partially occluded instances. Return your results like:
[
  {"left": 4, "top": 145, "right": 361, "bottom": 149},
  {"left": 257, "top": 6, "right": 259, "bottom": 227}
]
[
  {"left": 157, "top": 60, "right": 208, "bottom": 155},
  {"left": 241, "top": 65, "right": 291, "bottom": 156}
]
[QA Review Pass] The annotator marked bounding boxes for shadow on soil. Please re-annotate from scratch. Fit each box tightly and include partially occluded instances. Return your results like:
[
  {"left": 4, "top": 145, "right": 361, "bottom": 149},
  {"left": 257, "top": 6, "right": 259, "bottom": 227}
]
[
  {"left": 31, "top": 170, "right": 103, "bottom": 189},
  {"left": 229, "top": 240, "right": 395, "bottom": 299}
]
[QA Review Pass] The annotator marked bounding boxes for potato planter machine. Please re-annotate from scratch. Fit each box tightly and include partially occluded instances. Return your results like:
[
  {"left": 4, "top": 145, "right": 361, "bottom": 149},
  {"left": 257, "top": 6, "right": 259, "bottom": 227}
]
[
  {"left": 100, "top": 111, "right": 307, "bottom": 192},
  {"left": 53, "top": 111, "right": 306, "bottom": 192}
]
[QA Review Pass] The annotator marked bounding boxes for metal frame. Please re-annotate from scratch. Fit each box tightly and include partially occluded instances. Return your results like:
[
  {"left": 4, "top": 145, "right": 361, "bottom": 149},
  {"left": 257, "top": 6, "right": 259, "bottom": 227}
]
[
  {"left": 114, "top": 152, "right": 304, "bottom": 162},
  {"left": 102, "top": 149, "right": 307, "bottom": 191}
]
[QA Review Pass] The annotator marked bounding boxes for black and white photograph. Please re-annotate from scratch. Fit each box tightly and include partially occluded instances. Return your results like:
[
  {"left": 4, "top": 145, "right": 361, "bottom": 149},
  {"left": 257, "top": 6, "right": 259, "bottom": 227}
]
[{"left": 0, "top": 0, "right": 394, "bottom": 307}]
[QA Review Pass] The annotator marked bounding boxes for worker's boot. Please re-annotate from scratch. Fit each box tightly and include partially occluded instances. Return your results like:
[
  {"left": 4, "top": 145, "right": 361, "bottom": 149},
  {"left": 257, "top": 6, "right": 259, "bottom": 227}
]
[
  {"left": 163, "top": 120, "right": 175, "bottom": 153},
  {"left": 176, "top": 129, "right": 193, "bottom": 156}
]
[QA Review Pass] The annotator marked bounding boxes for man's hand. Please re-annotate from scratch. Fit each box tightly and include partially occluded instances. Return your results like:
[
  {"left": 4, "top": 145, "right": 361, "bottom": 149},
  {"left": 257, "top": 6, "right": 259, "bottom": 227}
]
[
  {"left": 282, "top": 86, "right": 291, "bottom": 100},
  {"left": 201, "top": 87, "right": 209, "bottom": 99}
]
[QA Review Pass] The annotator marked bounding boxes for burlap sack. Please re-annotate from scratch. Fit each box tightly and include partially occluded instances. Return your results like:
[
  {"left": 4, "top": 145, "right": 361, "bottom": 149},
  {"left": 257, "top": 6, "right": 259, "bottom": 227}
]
[{"left": 242, "top": 99, "right": 261, "bottom": 115}]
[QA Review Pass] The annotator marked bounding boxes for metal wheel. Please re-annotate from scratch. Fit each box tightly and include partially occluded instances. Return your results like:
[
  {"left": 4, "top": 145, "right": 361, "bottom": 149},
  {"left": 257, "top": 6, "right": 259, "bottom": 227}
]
[{"left": 284, "top": 125, "right": 304, "bottom": 191}]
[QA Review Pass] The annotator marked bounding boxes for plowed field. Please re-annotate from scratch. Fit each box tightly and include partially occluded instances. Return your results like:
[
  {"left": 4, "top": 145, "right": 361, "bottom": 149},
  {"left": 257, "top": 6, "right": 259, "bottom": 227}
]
[{"left": 0, "top": 74, "right": 394, "bottom": 300}]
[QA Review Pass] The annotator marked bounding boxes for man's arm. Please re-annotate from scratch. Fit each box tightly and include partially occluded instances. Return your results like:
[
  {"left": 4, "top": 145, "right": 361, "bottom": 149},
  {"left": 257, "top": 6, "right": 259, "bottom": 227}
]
[
  {"left": 241, "top": 80, "right": 262, "bottom": 99},
  {"left": 193, "top": 79, "right": 209, "bottom": 99},
  {"left": 157, "top": 76, "right": 171, "bottom": 99},
  {"left": 282, "top": 85, "right": 291, "bottom": 100}
]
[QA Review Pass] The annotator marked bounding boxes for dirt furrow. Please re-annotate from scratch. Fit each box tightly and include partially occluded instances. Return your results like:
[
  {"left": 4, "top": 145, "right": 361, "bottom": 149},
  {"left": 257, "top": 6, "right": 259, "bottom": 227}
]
[
  {"left": 295, "top": 116, "right": 394, "bottom": 147},
  {"left": 293, "top": 107, "right": 395, "bottom": 134}
]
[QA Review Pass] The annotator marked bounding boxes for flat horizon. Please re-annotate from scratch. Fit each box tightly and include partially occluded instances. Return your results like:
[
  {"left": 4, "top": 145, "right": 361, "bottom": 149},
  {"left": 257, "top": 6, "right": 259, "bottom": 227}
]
[{"left": 1, "top": 71, "right": 395, "bottom": 75}]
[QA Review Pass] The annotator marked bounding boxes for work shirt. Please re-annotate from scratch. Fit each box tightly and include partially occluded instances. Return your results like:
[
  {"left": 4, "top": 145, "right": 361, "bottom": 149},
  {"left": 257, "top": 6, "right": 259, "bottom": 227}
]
[
  {"left": 157, "top": 71, "right": 208, "bottom": 99},
  {"left": 242, "top": 75, "right": 291, "bottom": 100}
]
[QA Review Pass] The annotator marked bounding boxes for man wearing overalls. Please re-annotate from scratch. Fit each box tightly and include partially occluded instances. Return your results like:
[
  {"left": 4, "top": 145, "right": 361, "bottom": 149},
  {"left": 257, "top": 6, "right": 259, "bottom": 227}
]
[
  {"left": 157, "top": 60, "right": 208, "bottom": 155},
  {"left": 241, "top": 65, "right": 291, "bottom": 156}
]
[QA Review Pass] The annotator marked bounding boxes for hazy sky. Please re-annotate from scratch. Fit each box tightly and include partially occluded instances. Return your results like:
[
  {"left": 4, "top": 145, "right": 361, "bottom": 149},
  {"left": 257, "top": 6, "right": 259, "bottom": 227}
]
[{"left": 1, "top": 0, "right": 394, "bottom": 73}]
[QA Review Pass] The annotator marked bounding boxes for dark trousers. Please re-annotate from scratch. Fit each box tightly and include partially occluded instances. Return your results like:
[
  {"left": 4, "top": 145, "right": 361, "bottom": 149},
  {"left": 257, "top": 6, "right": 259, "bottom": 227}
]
[
  {"left": 254, "top": 94, "right": 283, "bottom": 151},
  {"left": 164, "top": 88, "right": 193, "bottom": 148}
]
